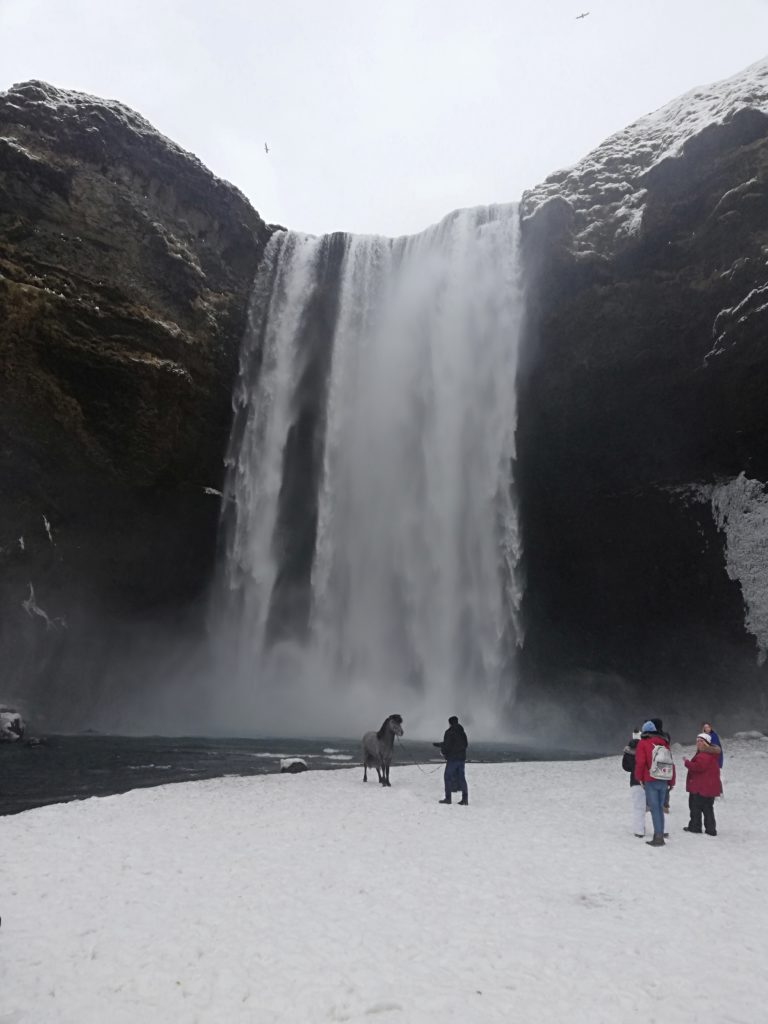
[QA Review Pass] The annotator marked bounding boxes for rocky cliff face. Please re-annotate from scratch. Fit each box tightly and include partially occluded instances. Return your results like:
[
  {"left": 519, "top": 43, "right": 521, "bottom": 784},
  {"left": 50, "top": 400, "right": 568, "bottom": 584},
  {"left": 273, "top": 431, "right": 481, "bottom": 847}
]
[
  {"left": 0, "top": 81, "right": 272, "bottom": 724},
  {"left": 4, "top": 64, "right": 768, "bottom": 735},
  {"left": 517, "top": 59, "right": 768, "bottom": 727}
]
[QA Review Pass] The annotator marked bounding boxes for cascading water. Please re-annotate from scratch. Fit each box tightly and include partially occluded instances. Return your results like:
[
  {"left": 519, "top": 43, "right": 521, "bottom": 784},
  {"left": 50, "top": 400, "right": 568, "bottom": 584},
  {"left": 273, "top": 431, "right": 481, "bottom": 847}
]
[{"left": 218, "top": 205, "right": 525, "bottom": 736}]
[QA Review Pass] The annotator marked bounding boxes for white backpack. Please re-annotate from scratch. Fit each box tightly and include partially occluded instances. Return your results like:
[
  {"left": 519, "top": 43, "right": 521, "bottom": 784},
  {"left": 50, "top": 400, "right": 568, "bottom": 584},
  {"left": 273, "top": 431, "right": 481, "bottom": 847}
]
[{"left": 649, "top": 742, "right": 674, "bottom": 781}]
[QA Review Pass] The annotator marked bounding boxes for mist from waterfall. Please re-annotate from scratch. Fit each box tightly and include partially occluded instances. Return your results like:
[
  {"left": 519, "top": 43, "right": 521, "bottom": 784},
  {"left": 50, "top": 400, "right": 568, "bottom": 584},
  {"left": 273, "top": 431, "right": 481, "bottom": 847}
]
[{"left": 216, "top": 205, "right": 525, "bottom": 738}]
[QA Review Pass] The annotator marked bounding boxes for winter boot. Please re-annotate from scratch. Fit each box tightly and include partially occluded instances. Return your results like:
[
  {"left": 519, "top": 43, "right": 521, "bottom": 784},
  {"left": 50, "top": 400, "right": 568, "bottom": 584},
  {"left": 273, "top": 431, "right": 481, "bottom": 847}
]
[
  {"left": 646, "top": 834, "right": 665, "bottom": 847},
  {"left": 439, "top": 797, "right": 451, "bottom": 804},
  {"left": 683, "top": 826, "right": 702, "bottom": 833},
  {"left": 458, "top": 797, "right": 469, "bottom": 806}
]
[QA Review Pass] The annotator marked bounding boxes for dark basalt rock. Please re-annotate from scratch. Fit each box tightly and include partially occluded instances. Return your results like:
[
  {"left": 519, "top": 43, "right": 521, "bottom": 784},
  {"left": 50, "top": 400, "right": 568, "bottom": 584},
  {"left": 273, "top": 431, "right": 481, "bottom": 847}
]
[
  {"left": 0, "top": 81, "right": 273, "bottom": 725},
  {"left": 517, "top": 64, "right": 768, "bottom": 728}
]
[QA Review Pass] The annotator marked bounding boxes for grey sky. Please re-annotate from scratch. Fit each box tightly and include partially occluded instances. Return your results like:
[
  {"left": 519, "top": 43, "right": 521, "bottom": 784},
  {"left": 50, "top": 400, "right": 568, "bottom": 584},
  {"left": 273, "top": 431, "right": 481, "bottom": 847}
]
[{"left": 2, "top": 0, "right": 767, "bottom": 236}]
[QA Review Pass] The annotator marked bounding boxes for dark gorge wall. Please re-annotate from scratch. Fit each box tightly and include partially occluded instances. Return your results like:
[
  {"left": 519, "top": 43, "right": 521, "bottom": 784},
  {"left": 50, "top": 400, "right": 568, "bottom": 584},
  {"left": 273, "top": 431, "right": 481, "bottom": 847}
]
[
  {"left": 0, "top": 81, "right": 272, "bottom": 725},
  {"left": 517, "top": 84, "right": 768, "bottom": 729}
]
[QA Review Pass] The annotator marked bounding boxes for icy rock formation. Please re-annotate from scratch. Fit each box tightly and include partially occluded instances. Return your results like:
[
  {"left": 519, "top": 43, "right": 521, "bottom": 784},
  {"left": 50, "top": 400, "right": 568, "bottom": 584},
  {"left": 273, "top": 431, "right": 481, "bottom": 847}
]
[
  {"left": 0, "top": 708, "right": 25, "bottom": 742},
  {"left": 709, "top": 475, "right": 768, "bottom": 665},
  {"left": 517, "top": 59, "right": 768, "bottom": 717}
]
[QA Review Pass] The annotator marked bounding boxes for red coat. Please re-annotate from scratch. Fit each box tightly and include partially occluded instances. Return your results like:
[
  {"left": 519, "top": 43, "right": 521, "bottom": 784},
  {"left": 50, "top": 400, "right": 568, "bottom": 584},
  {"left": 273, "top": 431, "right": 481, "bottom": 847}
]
[
  {"left": 684, "top": 749, "right": 721, "bottom": 797},
  {"left": 634, "top": 736, "right": 676, "bottom": 788}
]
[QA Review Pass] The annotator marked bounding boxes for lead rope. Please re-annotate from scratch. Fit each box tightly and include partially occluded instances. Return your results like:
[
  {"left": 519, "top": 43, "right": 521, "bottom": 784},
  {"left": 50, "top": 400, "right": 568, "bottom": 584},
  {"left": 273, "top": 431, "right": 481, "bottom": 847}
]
[{"left": 395, "top": 737, "right": 444, "bottom": 775}]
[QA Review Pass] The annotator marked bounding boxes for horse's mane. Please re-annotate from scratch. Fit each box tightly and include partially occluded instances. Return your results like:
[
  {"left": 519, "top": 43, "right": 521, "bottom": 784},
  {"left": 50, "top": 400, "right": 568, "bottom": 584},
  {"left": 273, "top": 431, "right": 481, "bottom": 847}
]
[{"left": 376, "top": 713, "right": 403, "bottom": 739}]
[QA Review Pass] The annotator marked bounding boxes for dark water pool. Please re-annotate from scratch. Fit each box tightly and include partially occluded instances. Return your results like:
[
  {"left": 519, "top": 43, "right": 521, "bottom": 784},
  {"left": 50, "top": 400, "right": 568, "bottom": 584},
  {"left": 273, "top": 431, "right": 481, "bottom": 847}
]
[{"left": 0, "top": 734, "right": 601, "bottom": 816}]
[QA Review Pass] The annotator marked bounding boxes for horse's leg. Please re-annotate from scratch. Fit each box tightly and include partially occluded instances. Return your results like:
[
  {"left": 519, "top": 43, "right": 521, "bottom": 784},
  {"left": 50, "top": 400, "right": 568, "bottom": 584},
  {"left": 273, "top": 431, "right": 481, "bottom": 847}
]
[
  {"left": 383, "top": 737, "right": 394, "bottom": 786},
  {"left": 376, "top": 762, "right": 383, "bottom": 785}
]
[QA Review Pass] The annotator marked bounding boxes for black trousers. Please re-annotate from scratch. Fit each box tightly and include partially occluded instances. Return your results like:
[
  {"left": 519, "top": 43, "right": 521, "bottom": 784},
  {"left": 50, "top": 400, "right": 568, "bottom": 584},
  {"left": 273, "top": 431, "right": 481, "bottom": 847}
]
[
  {"left": 688, "top": 793, "right": 717, "bottom": 834},
  {"left": 444, "top": 760, "right": 468, "bottom": 800}
]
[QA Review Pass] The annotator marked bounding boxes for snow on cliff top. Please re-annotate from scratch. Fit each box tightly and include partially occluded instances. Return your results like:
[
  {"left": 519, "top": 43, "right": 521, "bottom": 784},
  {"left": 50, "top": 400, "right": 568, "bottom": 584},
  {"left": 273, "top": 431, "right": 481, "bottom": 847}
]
[{"left": 522, "top": 57, "right": 768, "bottom": 252}]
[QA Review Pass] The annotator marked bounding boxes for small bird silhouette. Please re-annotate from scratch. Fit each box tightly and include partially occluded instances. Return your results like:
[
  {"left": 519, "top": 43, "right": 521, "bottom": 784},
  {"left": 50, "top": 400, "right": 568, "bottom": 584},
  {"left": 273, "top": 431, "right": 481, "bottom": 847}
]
[
  {"left": 264, "top": 142, "right": 269, "bottom": 154},
  {"left": 576, "top": 11, "right": 590, "bottom": 18}
]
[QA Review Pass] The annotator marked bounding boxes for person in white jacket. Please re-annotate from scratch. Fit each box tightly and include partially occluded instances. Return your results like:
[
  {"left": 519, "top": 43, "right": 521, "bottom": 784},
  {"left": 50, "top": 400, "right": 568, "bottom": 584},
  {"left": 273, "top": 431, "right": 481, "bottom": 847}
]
[{"left": 622, "top": 728, "right": 646, "bottom": 837}]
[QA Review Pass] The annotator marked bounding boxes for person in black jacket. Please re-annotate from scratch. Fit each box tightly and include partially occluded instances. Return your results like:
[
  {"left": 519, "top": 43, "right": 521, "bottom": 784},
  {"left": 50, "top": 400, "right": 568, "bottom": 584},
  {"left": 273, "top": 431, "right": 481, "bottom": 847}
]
[
  {"left": 434, "top": 716, "right": 469, "bottom": 806},
  {"left": 651, "top": 718, "right": 672, "bottom": 813}
]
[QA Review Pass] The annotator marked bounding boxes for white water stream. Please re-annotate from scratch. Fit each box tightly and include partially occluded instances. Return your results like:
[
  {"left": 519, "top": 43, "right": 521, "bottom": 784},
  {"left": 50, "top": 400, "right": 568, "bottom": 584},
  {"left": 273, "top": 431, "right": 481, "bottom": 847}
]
[{"left": 219, "top": 205, "right": 525, "bottom": 735}]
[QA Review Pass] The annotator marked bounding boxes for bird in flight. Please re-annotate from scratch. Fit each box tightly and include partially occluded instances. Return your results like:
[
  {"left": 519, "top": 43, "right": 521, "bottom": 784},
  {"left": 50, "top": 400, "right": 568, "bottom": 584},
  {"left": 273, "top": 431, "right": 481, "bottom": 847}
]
[
  {"left": 264, "top": 142, "right": 269, "bottom": 154},
  {"left": 576, "top": 11, "right": 590, "bottom": 18}
]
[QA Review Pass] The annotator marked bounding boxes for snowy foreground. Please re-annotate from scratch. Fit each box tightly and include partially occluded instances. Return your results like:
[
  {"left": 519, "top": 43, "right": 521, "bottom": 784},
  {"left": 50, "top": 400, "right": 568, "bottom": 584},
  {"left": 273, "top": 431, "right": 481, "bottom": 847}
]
[{"left": 2, "top": 737, "right": 768, "bottom": 1024}]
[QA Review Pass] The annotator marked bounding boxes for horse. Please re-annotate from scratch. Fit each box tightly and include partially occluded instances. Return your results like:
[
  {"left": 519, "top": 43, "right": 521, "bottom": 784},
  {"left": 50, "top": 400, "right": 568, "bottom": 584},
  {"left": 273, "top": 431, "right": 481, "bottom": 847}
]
[{"left": 362, "top": 714, "right": 404, "bottom": 786}]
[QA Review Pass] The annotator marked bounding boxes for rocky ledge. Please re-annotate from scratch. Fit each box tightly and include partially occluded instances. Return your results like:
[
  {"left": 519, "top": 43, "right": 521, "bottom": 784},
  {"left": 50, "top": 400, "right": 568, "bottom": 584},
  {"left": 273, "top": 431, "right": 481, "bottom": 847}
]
[
  {"left": 0, "top": 81, "right": 272, "bottom": 723},
  {"left": 517, "top": 59, "right": 768, "bottom": 726}
]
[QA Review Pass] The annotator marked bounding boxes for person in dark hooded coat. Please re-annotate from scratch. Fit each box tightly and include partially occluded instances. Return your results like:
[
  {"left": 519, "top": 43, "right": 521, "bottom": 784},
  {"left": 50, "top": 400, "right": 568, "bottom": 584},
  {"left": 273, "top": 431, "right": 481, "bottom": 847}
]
[
  {"left": 434, "top": 716, "right": 469, "bottom": 806},
  {"left": 651, "top": 717, "right": 672, "bottom": 813}
]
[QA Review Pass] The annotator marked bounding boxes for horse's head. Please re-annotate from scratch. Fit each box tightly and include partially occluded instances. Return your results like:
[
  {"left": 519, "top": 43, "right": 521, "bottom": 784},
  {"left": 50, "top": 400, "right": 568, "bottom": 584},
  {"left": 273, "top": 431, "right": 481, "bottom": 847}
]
[
  {"left": 388, "top": 714, "right": 404, "bottom": 737},
  {"left": 376, "top": 714, "right": 404, "bottom": 740}
]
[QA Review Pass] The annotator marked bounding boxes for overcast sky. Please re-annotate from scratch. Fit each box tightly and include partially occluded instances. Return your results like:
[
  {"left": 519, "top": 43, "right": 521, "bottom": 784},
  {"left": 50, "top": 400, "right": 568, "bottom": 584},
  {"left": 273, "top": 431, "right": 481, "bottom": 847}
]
[{"left": 1, "top": 0, "right": 767, "bottom": 236}]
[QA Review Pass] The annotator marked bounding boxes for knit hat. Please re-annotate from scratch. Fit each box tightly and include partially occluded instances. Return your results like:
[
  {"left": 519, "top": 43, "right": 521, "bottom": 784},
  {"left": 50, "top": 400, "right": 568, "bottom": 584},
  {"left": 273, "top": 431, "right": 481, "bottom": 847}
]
[
  {"left": 696, "top": 732, "right": 712, "bottom": 744},
  {"left": 448, "top": 716, "right": 459, "bottom": 725},
  {"left": 641, "top": 720, "right": 657, "bottom": 733}
]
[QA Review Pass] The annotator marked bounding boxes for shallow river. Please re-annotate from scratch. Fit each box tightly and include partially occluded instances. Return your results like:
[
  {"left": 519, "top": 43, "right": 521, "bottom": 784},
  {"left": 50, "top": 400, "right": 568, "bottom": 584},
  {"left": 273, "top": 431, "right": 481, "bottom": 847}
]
[{"left": 0, "top": 734, "right": 600, "bottom": 815}]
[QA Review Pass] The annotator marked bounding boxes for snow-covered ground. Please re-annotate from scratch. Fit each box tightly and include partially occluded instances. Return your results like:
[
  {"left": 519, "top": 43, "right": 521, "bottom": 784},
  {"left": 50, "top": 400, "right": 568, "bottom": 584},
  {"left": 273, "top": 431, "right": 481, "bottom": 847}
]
[{"left": 2, "top": 735, "right": 767, "bottom": 1024}]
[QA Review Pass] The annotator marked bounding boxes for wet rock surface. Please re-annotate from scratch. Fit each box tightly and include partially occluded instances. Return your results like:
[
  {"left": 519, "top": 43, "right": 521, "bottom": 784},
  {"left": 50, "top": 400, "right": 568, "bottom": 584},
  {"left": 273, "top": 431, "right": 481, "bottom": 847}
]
[{"left": 0, "top": 81, "right": 272, "bottom": 722}]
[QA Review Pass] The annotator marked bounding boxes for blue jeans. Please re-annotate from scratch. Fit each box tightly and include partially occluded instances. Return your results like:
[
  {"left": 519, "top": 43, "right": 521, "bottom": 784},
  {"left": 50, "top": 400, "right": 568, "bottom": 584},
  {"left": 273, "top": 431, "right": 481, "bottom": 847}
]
[
  {"left": 444, "top": 760, "right": 468, "bottom": 800},
  {"left": 644, "top": 780, "right": 668, "bottom": 836}
]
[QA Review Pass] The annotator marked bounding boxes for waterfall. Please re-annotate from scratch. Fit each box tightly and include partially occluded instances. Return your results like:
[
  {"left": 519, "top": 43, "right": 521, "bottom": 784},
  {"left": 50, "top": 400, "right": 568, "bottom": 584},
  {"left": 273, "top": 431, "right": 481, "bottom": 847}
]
[{"left": 218, "top": 205, "right": 525, "bottom": 736}]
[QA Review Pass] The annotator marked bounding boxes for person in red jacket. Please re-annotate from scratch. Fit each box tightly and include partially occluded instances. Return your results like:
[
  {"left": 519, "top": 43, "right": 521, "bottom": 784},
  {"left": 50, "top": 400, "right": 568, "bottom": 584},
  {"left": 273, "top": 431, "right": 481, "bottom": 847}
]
[
  {"left": 683, "top": 732, "right": 722, "bottom": 836},
  {"left": 634, "top": 720, "right": 676, "bottom": 846}
]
